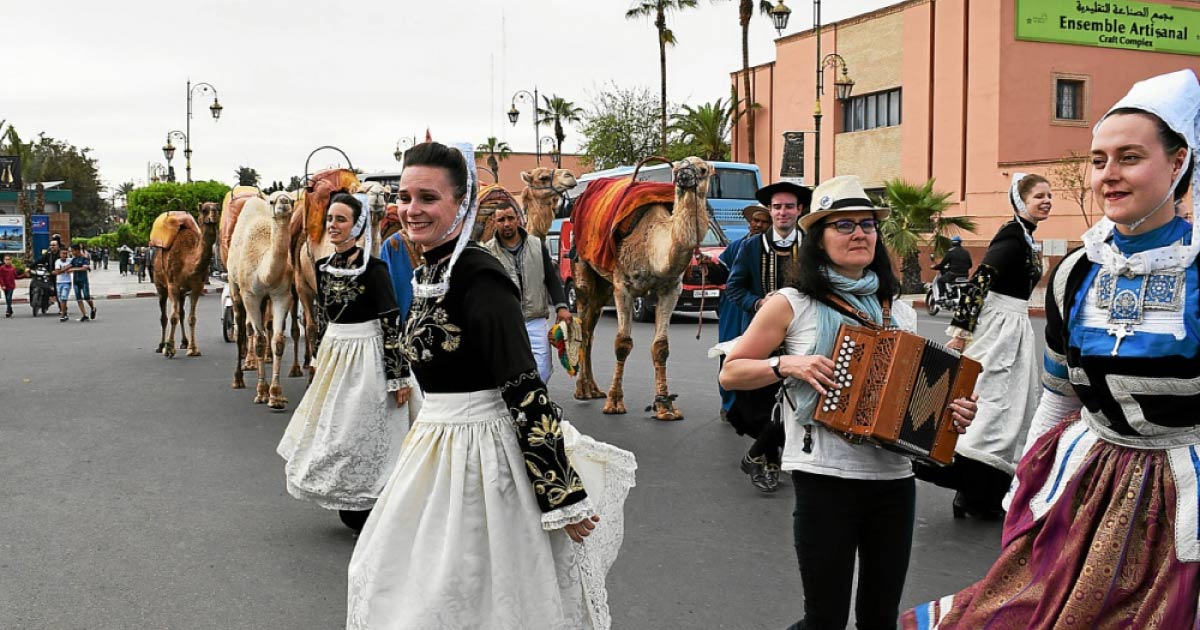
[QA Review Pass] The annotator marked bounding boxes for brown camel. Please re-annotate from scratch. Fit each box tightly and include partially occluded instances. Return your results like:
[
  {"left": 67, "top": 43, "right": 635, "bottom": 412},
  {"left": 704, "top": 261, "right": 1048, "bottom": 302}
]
[
  {"left": 228, "top": 194, "right": 296, "bottom": 408},
  {"left": 150, "top": 203, "right": 220, "bottom": 358},
  {"left": 572, "top": 157, "right": 711, "bottom": 421},
  {"left": 520, "top": 167, "right": 576, "bottom": 239}
]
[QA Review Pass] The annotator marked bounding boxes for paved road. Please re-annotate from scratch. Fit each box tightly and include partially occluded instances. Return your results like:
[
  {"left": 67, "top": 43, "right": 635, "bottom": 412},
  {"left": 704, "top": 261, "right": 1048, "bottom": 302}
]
[{"left": 0, "top": 295, "right": 1043, "bottom": 629}]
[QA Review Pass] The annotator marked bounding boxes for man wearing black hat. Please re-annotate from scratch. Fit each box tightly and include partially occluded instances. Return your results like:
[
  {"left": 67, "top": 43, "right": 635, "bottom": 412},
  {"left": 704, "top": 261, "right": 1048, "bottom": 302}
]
[{"left": 723, "top": 180, "right": 812, "bottom": 492}]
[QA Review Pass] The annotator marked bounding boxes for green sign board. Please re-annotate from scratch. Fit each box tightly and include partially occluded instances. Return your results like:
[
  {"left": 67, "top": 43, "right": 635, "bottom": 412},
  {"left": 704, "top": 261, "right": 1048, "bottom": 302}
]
[{"left": 1016, "top": 0, "right": 1200, "bottom": 56}]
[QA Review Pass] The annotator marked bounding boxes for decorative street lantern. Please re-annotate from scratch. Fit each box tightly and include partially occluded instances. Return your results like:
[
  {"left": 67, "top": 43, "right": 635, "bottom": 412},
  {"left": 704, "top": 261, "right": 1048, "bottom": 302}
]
[{"left": 770, "top": 0, "right": 792, "bottom": 35}]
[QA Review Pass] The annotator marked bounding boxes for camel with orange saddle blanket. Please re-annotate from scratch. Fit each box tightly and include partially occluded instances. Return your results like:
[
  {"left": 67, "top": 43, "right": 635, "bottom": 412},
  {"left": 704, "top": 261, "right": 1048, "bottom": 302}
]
[
  {"left": 571, "top": 156, "right": 712, "bottom": 421},
  {"left": 150, "top": 202, "right": 220, "bottom": 358}
]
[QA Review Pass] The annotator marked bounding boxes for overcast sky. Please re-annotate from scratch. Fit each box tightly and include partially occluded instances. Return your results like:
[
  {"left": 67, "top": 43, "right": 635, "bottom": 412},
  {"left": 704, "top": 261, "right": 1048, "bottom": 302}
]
[{"left": 4, "top": 0, "right": 888, "bottom": 194}]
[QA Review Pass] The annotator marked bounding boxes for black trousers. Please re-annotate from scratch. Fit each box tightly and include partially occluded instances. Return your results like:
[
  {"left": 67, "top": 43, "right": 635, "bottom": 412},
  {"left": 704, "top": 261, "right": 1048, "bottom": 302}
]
[{"left": 789, "top": 471, "right": 915, "bottom": 630}]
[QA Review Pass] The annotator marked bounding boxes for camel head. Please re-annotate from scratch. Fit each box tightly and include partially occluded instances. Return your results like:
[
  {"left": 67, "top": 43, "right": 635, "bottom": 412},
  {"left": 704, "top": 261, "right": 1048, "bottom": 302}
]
[
  {"left": 672, "top": 157, "right": 711, "bottom": 197},
  {"left": 359, "top": 182, "right": 388, "bottom": 227},
  {"left": 197, "top": 202, "right": 221, "bottom": 226},
  {"left": 521, "top": 168, "right": 577, "bottom": 199},
  {"left": 268, "top": 190, "right": 295, "bottom": 221}
]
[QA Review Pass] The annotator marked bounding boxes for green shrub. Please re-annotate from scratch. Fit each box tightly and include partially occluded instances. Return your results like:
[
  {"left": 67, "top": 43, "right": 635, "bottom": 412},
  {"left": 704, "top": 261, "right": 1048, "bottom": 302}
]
[{"left": 127, "top": 180, "right": 230, "bottom": 241}]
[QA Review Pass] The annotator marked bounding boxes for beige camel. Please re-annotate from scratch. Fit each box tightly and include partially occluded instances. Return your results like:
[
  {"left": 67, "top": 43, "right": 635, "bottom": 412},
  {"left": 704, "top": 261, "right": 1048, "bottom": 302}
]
[
  {"left": 572, "top": 157, "right": 711, "bottom": 421},
  {"left": 520, "top": 167, "right": 576, "bottom": 239},
  {"left": 228, "top": 194, "right": 295, "bottom": 408},
  {"left": 150, "top": 203, "right": 220, "bottom": 358}
]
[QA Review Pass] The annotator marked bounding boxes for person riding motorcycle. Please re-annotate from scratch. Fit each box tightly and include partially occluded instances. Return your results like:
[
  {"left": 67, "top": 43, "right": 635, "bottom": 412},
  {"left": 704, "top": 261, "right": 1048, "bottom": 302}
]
[{"left": 932, "top": 236, "right": 972, "bottom": 296}]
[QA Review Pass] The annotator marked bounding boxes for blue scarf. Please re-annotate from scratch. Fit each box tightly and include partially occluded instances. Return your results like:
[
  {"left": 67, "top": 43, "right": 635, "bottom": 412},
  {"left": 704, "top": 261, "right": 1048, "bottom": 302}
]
[{"left": 786, "top": 267, "right": 883, "bottom": 427}]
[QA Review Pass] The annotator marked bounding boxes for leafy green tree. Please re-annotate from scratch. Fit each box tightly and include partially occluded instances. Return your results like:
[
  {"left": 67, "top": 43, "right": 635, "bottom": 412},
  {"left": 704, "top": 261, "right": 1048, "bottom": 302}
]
[
  {"left": 286, "top": 175, "right": 304, "bottom": 192},
  {"left": 879, "top": 178, "right": 976, "bottom": 292},
  {"left": 625, "top": 0, "right": 700, "bottom": 154},
  {"left": 536, "top": 95, "right": 584, "bottom": 155},
  {"left": 581, "top": 84, "right": 675, "bottom": 169},
  {"left": 235, "top": 166, "right": 260, "bottom": 187},
  {"left": 127, "top": 181, "right": 230, "bottom": 241},
  {"left": 476, "top": 137, "right": 512, "bottom": 182},
  {"left": 669, "top": 99, "right": 732, "bottom": 161},
  {"left": 0, "top": 126, "right": 107, "bottom": 236}
]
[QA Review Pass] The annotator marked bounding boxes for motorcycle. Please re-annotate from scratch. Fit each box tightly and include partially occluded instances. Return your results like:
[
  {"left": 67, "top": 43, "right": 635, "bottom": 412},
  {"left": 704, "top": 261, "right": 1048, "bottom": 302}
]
[
  {"left": 924, "top": 271, "right": 969, "bottom": 316},
  {"left": 220, "top": 281, "right": 235, "bottom": 343},
  {"left": 28, "top": 265, "right": 54, "bottom": 317}
]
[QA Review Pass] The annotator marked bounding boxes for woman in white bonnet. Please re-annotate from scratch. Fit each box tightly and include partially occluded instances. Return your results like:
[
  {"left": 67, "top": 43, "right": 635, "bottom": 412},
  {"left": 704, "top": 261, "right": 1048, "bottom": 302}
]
[{"left": 903, "top": 69, "right": 1200, "bottom": 628}]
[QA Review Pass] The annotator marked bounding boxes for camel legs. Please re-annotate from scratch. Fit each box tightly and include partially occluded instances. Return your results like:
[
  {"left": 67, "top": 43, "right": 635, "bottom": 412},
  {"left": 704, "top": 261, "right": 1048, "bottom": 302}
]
[
  {"left": 288, "top": 292, "right": 303, "bottom": 378},
  {"left": 178, "top": 288, "right": 191, "bottom": 350},
  {"left": 156, "top": 286, "right": 170, "bottom": 355},
  {"left": 573, "top": 262, "right": 611, "bottom": 401},
  {"left": 298, "top": 282, "right": 318, "bottom": 384},
  {"left": 185, "top": 288, "right": 201, "bottom": 357},
  {"left": 265, "top": 293, "right": 292, "bottom": 409},
  {"left": 603, "top": 282, "right": 634, "bottom": 415},
  {"left": 231, "top": 285, "right": 248, "bottom": 389},
  {"left": 163, "top": 286, "right": 184, "bottom": 359},
  {"left": 244, "top": 297, "right": 271, "bottom": 405},
  {"left": 649, "top": 285, "right": 683, "bottom": 421}
]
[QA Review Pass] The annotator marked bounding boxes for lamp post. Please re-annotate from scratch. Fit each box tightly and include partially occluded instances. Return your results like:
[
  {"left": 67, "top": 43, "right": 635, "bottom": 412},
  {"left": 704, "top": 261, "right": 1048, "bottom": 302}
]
[
  {"left": 539, "top": 136, "right": 561, "bottom": 168},
  {"left": 808, "top": 0, "right": 854, "bottom": 185},
  {"left": 393, "top": 137, "right": 416, "bottom": 163},
  {"left": 184, "top": 80, "right": 223, "bottom": 183},
  {"left": 507, "top": 87, "right": 541, "bottom": 165},
  {"left": 769, "top": 0, "right": 792, "bottom": 35},
  {"left": 162, "top": 130, "right": 187, "bottom": 183}
]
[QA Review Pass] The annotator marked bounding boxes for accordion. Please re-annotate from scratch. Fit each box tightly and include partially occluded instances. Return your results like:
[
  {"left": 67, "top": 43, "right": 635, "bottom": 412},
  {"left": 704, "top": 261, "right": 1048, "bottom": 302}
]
[{"left": 812, "top": 324, "right": 981, "bottom": 466}]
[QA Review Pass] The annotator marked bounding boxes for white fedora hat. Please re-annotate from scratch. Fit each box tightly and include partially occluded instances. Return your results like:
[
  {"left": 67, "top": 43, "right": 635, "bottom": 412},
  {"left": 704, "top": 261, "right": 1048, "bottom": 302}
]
[{"left": 798, "top": 175, "right": 889, "bottom": 232}]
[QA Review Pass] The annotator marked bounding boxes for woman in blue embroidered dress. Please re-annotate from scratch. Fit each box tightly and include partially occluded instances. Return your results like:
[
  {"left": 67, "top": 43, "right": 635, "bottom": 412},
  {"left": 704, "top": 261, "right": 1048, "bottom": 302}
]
[
  {"left": 903, "top": 69, "right": 1200, "bottom": 629},
  {"left": 721, "top": 175, "right": 977, "bottom": 630}
]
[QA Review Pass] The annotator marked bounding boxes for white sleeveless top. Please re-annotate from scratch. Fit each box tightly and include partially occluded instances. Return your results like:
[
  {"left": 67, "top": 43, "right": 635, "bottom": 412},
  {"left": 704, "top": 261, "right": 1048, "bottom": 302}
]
[{"left": 776, "top": 288, "right": 916, "bottom": 480}]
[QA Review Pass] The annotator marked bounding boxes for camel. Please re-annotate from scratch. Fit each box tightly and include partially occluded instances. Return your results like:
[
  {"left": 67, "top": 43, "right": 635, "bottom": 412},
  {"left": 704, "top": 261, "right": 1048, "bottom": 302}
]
[
  {"left": 228, "top": 194, "right": 296, "bottom": 409},
  {"left": 572, "top": 157, "right": 711, "bottom": 421},
  {"left": 520, "top": 167, "right": 576, "bottom": 239},
  {"left": 150, "top": 202, "right": 220, "bottom": 358}
]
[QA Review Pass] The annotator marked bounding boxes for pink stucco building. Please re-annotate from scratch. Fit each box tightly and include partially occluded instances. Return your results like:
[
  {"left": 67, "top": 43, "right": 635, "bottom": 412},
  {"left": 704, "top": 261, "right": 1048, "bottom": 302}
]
[{"left": 732, "top": 0, "right": 1200, "bottom": 248}]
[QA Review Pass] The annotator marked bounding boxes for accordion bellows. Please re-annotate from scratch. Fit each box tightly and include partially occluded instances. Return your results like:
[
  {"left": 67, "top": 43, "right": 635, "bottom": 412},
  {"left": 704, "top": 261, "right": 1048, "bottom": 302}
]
[{"left": 813, "top": 324, "right": 982, "bottom": 466}]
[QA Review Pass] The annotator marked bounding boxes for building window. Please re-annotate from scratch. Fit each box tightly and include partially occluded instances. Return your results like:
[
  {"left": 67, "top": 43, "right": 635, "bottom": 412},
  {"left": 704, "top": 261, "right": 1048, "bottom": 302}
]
[
  {"left": 843, "top": 89, "right": 902, "bottom": 132},
  {"left": 1055, "top": 79, "right": 1085, "bottom": 120}
]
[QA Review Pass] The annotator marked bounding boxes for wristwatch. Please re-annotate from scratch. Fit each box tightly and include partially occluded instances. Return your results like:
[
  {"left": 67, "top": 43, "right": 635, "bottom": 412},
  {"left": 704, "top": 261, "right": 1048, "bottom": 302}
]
[{"left": 767, "top": 356, "right": 784, "bottom": 380}]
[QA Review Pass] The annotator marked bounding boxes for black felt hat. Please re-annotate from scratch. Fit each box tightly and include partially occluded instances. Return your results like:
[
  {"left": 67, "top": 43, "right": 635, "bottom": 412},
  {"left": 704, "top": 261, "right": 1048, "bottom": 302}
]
[{"left": 755, "top": 181, "right": 813, "bottom": 209}]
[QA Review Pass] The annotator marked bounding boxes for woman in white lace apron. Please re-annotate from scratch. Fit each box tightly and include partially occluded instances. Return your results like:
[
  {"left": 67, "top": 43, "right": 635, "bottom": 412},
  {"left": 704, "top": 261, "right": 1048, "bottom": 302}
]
[
  {"left": 721, "top": 175, "right": 977, "bottom": 630},
  {"left": 346, "top": 142, "right": 636, "bottom": 630},
  {"left": 919, "top": 173, "right": 1052, "bottom": 520},
  {"left": 277, "top": 192, "right": 417, "bottom": 531}
]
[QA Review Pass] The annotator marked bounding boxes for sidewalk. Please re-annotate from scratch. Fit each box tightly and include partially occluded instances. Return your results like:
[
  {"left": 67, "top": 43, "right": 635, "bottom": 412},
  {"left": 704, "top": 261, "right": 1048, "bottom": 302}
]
[{"left": 11, "top": 265, "right": 223, "bottom": 303}]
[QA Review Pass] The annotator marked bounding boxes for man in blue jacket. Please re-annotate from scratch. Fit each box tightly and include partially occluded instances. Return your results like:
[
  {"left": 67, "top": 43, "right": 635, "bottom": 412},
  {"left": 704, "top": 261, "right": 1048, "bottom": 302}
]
[
  {"left": 724, "top": 181, "right": 812, "bottom": 492},
  {"left": 717, "top": 205, "right": 771, "bottom": 416}
]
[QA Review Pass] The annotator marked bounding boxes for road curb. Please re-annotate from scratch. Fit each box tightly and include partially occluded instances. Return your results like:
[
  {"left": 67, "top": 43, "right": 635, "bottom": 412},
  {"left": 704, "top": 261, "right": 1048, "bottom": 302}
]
[{"left": 11, "top": 287, "right": 212, "bottom": 304}]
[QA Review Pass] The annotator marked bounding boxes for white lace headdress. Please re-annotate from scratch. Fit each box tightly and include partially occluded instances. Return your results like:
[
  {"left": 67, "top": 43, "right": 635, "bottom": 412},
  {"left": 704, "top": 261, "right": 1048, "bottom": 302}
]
[
  {"left": 411, "top": 142, "right": 479, "bottom": 299},
  {"left": 1082, "top": 69, "right": 1200, "bottom": 274},
  {"left": 320, "top": 192, "right": 371, "bottom": 278},
  {"left": 1008, "top": 172, "right": 1037, "bottom": 250}
]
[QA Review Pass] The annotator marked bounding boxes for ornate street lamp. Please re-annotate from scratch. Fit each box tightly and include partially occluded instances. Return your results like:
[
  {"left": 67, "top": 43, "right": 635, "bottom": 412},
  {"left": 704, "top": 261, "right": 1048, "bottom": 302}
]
[
  {"left": 540, "top": 136, "right": 561, "bottom": 168},
  {"left": 184, "top": 80, "right": 223, "bottom": 183},
  {"left": 163, "top": 130, "right": 187, "bottom": 183},
  {"left": 809, "top": 0, "right": 854, "bottom": 184},
  {"left": 394, "top": 137, "right": 415, "bottom": 163},
  {"left": 507, "top": 87, "right": 542, "bottom": 165},
  {"left": 769, "top": 0, "right": 792, "bottom": 35}
]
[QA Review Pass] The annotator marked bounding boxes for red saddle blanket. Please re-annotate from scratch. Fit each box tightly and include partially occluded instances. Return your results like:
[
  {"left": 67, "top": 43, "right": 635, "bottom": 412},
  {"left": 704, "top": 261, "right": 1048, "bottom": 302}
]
[{"left": 571, "top": 177, "right": 675, "bottom": 274}]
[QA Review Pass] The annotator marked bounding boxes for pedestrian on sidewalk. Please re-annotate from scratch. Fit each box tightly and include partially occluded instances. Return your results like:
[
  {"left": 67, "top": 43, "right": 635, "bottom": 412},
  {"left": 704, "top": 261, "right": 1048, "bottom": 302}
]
[
  {"left": 0, "top": 254, "right": 16, "bottom": 318},
  {"left": 69, "top": 243, "right": 97, "bottom": 321},
  {"left": 134, "top": 248, "right": 146, "bottom": 282},
  {"left": 53, "top": 248, "right": 72, "bottom": 322},
  {"left": 118, "top": 244, "right": 132, "bottom": 276}
]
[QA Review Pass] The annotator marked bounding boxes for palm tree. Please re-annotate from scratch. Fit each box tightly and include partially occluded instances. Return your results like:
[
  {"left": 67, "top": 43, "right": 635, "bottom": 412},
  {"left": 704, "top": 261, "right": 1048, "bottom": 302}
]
[
  {"left": 669, "top": 99, "right": 732, "bottom": 161},
  {"left": 732, "top": 1, "right": 774, "bottom": 163},
  {"left": 879, "top": 178, "right": 977, "bottom": 292},
  {"left": 626, "top": 0, "right": 700, "bottom": 154},
  {"left": 536, "top": 95, "right": 584, "bottom": 157},
  {"left": 476, "top": 137, "right": 512, "bottom": 182}
]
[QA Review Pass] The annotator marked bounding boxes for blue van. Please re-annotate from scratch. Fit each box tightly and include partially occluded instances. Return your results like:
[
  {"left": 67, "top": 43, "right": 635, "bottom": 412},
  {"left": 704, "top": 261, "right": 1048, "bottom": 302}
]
[{"left": 566, "top": 161, "right": 762, "bottom": 242}]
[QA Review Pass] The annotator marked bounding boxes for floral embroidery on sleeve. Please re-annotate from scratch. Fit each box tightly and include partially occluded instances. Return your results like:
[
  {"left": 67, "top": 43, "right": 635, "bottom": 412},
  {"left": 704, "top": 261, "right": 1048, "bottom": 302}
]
[{"left": 500, "top": 370, "right": 588, "bottom": 514}]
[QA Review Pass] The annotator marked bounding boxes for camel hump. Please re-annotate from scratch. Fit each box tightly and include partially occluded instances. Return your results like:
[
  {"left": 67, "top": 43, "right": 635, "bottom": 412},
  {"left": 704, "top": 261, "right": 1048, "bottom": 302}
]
[
  {"left": 301, "top": 168, "right": 361, "bottom": 244},
  {"left": 149, "top": 211, "right": 200, "bottom": 250},
  {"left": 571, "top": 177, "right": 676, "bottom": 274},
  {"left": 220, "top": 186, "right": 265, "bottom": 264}
]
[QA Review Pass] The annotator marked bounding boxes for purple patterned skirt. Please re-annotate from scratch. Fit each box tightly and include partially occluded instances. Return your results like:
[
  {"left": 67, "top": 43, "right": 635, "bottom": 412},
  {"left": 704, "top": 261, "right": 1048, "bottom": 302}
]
[{"left": 902, "top": 417, "right": 1200, "bottom": 629}]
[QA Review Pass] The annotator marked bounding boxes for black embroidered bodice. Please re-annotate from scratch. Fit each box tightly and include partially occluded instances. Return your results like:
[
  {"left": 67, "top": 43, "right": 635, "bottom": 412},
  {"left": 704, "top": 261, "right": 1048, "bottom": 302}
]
[
  {"left": 401, "top": 240, "right": 588, "bottom": 514},
  {"left": 951, "top": 218, "right": 1043, "bottom": 332},
  {"left": 313, "top": 247, "right": 407, "bottom": 385}
]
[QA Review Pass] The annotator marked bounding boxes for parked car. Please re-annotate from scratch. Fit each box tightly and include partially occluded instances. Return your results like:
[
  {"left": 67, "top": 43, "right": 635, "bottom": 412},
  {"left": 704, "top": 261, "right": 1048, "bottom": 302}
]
[{"left": 546, "top": 217, "right": 729, "bottom": 322}]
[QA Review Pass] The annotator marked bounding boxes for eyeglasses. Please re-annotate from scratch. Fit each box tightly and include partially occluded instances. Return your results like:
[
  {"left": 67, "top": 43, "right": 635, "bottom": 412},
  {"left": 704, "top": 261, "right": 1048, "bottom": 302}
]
[{"left": 826, "top": 218, "right": 879, "bottom": 235}]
